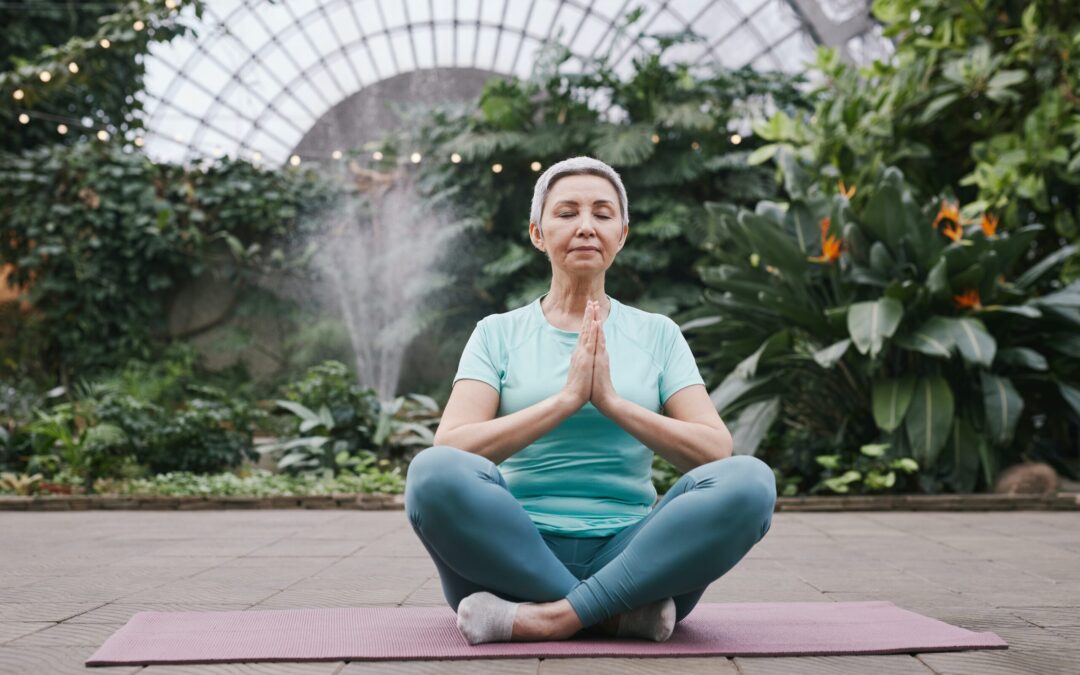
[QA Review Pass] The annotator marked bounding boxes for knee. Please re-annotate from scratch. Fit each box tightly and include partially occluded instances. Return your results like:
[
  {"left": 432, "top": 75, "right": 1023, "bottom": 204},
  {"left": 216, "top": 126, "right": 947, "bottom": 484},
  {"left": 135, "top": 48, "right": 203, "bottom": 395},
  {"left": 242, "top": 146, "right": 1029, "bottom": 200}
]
[
  {"left": 703, "top": 455, "right": 777, "bottom": 519},
  {"left": 404, "top": 445, "right": 472, "bottom": 513}
]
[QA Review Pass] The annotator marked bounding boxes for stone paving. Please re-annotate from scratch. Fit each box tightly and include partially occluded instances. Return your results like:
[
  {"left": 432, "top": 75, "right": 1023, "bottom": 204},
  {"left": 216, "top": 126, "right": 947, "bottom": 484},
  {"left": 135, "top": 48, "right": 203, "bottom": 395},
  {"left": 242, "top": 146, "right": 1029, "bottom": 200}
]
[{"left": 1, "top": 509, "right": 1078, "bottom": 674}]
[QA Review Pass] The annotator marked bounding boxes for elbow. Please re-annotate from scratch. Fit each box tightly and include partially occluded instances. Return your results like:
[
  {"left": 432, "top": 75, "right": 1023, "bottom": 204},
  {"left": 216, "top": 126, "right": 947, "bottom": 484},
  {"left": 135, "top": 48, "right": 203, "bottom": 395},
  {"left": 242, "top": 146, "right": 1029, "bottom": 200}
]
[{"left": 716, "top": 424, "right": 734, "bottom": 460}]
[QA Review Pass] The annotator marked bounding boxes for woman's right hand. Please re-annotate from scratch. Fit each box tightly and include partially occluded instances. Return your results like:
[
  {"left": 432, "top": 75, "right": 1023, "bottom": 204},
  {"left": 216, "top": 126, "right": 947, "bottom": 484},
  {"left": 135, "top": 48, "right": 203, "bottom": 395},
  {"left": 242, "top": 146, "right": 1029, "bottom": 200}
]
[{"left": 562, "top": 300, "right": 598, "bottom": 409}]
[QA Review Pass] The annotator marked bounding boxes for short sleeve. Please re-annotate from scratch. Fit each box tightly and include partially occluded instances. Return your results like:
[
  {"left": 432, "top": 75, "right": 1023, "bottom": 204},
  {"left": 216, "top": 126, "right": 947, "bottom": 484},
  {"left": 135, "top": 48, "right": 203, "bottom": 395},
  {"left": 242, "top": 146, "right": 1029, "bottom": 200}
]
[
  {"left": 659, "top": 318, "right": 705, "bottom": 407},
  {"left": 452, "top": 318, "right": 502, "bottom": 393}
]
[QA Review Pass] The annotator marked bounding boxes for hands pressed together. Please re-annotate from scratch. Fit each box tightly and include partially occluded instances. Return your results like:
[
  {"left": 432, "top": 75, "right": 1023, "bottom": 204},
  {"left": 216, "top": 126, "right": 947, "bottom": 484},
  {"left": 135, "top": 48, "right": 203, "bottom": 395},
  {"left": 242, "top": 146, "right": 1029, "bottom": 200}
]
[{"left": 562, "top": 299, "right": 619, "bottom": 415}]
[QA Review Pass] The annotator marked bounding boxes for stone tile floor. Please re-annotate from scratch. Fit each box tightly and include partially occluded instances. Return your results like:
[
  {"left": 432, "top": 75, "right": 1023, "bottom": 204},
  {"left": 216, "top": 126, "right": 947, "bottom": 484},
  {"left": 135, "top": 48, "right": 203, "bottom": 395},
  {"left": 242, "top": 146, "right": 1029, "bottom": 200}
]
[{"left": 1, "top": 510, "right": 1078, "bottom": 674}]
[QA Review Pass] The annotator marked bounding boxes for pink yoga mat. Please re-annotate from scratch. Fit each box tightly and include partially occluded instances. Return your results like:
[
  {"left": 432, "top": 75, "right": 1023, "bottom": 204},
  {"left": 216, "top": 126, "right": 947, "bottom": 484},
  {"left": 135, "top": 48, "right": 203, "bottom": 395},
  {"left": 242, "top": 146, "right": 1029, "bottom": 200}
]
[{"left": 85, "top": 601, "right": 1007, "bottom": 666}]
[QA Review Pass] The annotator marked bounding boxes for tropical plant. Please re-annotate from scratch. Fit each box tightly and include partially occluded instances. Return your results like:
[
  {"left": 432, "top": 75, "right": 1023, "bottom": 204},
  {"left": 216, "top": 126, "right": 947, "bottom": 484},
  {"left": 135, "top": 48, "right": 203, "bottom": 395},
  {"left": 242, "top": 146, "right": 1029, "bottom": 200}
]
[
  {"left": 685, "top": 150, "right": 1080, "bottom": 493},
  {"left": 750, "top": 0, "right": 1080, "bottom": 279}
]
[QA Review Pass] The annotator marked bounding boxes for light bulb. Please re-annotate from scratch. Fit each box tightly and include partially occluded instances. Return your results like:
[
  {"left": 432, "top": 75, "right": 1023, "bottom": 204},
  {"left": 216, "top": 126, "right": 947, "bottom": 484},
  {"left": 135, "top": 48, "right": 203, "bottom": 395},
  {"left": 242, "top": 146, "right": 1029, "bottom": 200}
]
[
  {"left": 99, "top": 38, "right": 111, "bottom": 49},
  {"left": 58, "top": 124, "right": 68, "bottom": 134},
  {"left": 289, "top": 154, "right": 301, "bottom": 166},
  {"left": 332, "top": 150, "right": 342, "bottom": 159},
  {"left": 68, "top": 62, "right": 79, "bottom": 73},
  {"left": 450, "top": 152, "right": 461, "bottom": 163},
  {"left": 372, "top": 151, "right": 383, "bottom": 160},
  {"left": 410, "top": 152, "right": 421, "bottom": 163},
  {"left": 13, "top": 89, "right": 24, "bottom": 100},
  {"left": 39, "top": 71, "right": 51, "bottom": 82},
  {"left": 530, "top": 161, "right": 541, "bottom": 171},
  {"left": 133, "top": 20, "right": 145, "bottom": 31},
  {"left": 730, "top": 134, "right": 741, "bottom": 145},
  {"left": 18, "top": 113, "right": 29, "bottom": 124},
  {"left": 97, "top": 130, "right": 109, "bottom": 141},
  {"left": 491, "top": 163, "right": 503, "bottom": 173}
]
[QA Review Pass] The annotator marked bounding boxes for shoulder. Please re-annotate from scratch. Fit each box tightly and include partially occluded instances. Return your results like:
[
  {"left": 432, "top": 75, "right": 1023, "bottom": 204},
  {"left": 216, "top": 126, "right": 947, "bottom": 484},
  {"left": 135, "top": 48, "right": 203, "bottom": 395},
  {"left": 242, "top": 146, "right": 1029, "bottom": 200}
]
[
  {"left": 614, "top": 298, "right": 679, "bottom": 335},
  {"left": 477, "top": 301, "right": 540, "bottom": 349}
]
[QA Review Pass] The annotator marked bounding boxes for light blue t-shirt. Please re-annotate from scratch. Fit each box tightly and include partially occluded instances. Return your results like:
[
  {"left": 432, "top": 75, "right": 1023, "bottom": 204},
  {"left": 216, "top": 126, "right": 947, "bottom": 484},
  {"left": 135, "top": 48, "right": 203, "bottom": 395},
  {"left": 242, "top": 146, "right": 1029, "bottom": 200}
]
[{"left": 452, "top": 292, "right": 705, "bottom": 538}]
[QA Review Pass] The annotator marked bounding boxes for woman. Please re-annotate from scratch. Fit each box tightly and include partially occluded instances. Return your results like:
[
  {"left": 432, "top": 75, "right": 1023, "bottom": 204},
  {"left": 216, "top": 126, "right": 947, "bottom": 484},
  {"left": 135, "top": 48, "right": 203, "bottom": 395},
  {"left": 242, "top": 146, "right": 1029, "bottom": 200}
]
[{"left": 405, "top": 156, "right": 776, "bottom": 645}]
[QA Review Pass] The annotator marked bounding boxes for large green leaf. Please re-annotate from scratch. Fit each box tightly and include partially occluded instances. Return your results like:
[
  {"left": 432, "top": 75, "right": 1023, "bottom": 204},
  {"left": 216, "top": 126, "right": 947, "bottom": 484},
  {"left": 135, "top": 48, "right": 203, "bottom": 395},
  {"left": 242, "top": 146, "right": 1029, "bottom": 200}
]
[
  {"left": 904, "top": 376, "right": 955, "bottom": 470},
  {"left": 813, "top": 338, "right": 852, "bottom": 368},
  {"left": 872, "top": 376, "right": 916, "bottom": 432},
  {"left": 996, "top": 347, "right": 1048, "bottom": 371},
  {"left": 947, "top": 416, "right": 982, "bottom": 493},
  {"left": 895, "top": 316, "right": 955, "bottom": 358},
  {"left": 980, "top": 372, "right": 1023, "bottom": 447},
  {"left": 1059, "top": 382, "right": 1080, "bottom": 419},
  {"left": 847, "top": 297, "right": 904, "bottom": 358},
  {"left": 947, "top": 317, "right": 997, "bottom": 367},
  {"left": 1014, "top": 243, "right": 1079, "bottom": 289},
  {"left": 710, "top": 372, "right": 777, "bottom": 414},
  {"left": 729, "top": 397, "right": 781, "bottom": 456}
]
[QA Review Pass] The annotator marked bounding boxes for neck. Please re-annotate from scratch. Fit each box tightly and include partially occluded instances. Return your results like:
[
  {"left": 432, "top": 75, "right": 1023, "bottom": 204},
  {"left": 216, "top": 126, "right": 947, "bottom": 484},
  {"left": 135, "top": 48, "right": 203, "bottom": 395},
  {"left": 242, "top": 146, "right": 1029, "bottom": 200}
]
[{"left": 542, "top": 279, "right": 609, "bottom": 318}]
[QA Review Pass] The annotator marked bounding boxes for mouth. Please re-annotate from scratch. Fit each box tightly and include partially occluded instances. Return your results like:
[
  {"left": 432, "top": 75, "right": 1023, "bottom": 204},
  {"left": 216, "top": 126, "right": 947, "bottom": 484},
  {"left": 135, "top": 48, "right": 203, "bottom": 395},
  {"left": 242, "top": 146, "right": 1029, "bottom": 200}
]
[{"left": 571, "top": 247, "right": 600, "bottom": 253}]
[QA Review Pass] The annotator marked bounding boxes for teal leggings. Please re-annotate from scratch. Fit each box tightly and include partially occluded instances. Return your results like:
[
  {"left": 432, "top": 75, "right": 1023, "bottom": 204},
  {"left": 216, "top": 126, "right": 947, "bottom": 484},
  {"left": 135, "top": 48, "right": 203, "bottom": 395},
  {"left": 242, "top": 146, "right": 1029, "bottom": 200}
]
[{"left": 404, "top": 445, "right": 777, "bottom": 628}]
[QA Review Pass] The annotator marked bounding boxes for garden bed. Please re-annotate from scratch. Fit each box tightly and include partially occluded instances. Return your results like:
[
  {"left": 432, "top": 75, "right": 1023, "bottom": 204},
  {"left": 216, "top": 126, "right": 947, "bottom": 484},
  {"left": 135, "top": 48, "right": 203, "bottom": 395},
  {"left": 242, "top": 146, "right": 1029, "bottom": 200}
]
[{"left": 1, "top": 492, "right": 1077, "bottom": 511}]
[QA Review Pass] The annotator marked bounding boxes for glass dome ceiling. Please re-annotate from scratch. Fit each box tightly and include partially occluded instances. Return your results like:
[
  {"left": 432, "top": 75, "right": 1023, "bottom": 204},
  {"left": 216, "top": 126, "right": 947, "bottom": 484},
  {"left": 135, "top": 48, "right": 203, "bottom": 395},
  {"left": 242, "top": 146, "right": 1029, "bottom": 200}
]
[{"left": 139, "top": 0, "right": 893, "bottom": 166}]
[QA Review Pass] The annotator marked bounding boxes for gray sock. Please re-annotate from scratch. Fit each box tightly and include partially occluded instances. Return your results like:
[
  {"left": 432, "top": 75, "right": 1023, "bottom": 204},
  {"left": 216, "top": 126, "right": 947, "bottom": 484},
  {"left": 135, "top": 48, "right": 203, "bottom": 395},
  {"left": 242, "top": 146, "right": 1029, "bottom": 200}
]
[
  {"left": 615, "top": 596, "right": 676, "bottom": 641},
  {"left": 455, "top": 591, "right": 527, "bottom": 645}
]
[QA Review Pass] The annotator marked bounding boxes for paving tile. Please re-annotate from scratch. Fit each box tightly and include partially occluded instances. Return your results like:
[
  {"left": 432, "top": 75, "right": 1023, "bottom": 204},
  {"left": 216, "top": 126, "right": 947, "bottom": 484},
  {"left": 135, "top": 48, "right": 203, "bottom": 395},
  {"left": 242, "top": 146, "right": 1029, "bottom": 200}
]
[
  {"left": 65, "top": 602, "right": 251, "bottom": 623},
  {"left": 735, "top": 654, "right": 934, "bottom": 674},
  {"left": 0, "top": 645, "right": 143, "bottom": 674},
  {"left": 540, "top": 656, "right": 737, "bottom": 673},
  {"left": 917, "top": 647, "right": 1080, "bottom": 674},
  {"left": 6, "top": 621, "right": 126, "bottom": 647},
  {"left": 1, "top": 510, "right": 1076, "bottom": 673}
]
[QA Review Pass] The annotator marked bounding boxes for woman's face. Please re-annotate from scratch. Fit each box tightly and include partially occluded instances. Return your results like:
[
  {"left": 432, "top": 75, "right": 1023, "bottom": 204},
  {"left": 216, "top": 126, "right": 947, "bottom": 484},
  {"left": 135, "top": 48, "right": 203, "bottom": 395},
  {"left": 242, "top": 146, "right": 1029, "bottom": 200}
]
[{"left": 533, "top": 173, "right": 626, "bottom": 273}]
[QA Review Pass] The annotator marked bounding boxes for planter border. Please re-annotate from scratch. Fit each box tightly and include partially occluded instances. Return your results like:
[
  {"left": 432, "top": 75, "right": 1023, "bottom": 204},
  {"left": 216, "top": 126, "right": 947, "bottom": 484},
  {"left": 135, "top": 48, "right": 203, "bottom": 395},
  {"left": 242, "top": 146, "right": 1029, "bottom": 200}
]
[{"left": 0, "top": 493, "right": 1077, "bottom": 511}]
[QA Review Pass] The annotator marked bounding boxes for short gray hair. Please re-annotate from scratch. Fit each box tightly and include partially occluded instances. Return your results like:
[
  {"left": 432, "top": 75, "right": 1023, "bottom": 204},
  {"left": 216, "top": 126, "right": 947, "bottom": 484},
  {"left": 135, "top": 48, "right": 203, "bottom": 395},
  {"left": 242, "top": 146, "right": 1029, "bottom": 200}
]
[{"left": 530, "top": 156, "right": 629, "bottom": 235}]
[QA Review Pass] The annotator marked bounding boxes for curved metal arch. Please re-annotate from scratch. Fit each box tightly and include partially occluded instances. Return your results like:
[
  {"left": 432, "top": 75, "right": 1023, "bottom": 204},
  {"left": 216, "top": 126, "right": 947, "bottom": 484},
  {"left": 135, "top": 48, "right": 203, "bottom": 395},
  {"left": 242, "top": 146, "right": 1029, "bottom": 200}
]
[
  {"left": 156, "top": 0, "right": 672, "bottom": 163},
  {"left": 237, "top": 19, "right": 613, "bottom": 154}
]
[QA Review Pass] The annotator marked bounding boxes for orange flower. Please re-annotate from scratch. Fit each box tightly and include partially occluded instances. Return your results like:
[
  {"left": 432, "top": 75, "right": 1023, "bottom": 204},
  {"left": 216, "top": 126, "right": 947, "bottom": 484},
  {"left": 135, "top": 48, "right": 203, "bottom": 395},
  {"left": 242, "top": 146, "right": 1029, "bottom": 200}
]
[
  {"left": 980, "top": 212, "right": 999, "bottom": 237},
  {"left": 932, "top": 199, "right": 965, "bottom": 230},
  {"left": 810, "top": 216, "right": 843, "bottom": 263},
  {"left": 838, "top": 180, "right": 856, "bottom": 199},
  {"left": 942, "top": 220, "right": 964, "bottom": 242},
  {"left": 953, "top": 289, "right": 982, "bottom": 309}
]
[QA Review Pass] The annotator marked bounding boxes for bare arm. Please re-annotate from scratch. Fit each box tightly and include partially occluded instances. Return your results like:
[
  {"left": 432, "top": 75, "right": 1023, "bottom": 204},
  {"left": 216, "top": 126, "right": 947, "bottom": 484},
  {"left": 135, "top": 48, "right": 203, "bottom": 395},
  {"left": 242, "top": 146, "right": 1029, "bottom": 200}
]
[{"left": 433, "top": 380, "right": 582, "bottom": 465}]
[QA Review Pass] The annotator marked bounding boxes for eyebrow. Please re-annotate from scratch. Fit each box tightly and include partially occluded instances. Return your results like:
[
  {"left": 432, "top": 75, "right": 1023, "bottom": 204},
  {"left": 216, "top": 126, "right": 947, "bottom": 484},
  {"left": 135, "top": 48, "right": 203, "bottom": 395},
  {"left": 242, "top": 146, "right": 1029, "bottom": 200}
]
[{"left": 554, "top": 199, "right": 615, "bottom": 208}]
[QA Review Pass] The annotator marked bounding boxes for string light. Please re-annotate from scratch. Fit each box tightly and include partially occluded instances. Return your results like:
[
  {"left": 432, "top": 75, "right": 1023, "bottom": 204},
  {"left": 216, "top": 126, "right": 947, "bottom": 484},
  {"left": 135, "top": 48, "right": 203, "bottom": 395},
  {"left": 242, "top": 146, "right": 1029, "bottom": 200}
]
[
  {"left": 530, "top": 161, "right": 541, "bottom": 171},
  {"left": 372, "top": 151, "right": 383, "bottom": 160},
  {"left": 253, "top": 151, "right": 262, "bottom": 161},
  {"left": 96, "top": 130, "right": 109, "bottom": 141},
  {"left": 691, "top": 141, "right": 700, "bottom": 150},
  {"left": 133, "top": 20, "right": 145, "bottom": 31},
  {"left": 410, "top": 152, "right": 421, "bottom": 163},
  {"left": 165, "top": 0, "right": 178, "bottom": 9},
  {"left": 12, "top": 89, "right": 23, "bottom": 100},
  {"left": 331, "top": 150, "right": 342, "bottom": 159},
  {"left": 134, "top": 136, "right": 144, "bottom": 146},
  {"left": 67, "top": 62, "right": 79, "bottom": 74},
  {"left": 730, "top": 133, "right": 742, "bottom": 145},
  {"left": 650, "top": 133, "right": 660, "bottom": 144},
  {"left": 491, "top": 163, "right": 503, "bottom": 173},
  {"left": 18, "top": 114, "right": 29, "bottom": 124},
  {"left": 99, "top": 38, "right": 110, "bottom": 49},
  {"left": 289, "top": 154, "right": 300, "bottom": 166},
  {"left": 450, "top": 152, "right": 461, "bottom": 163},
  {"left": 39, "top": 71, "right": 51, "bottom": 82},
  {"left": 57, "top": 124, "right": 67, "bottom": 134}
]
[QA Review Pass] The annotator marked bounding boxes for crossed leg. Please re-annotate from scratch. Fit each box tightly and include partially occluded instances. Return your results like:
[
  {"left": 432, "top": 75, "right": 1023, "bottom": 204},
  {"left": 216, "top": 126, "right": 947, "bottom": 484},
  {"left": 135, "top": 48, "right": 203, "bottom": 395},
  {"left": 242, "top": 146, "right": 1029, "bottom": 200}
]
[{"left": 404, "top": 445, "right": 776, "bottom": 638}]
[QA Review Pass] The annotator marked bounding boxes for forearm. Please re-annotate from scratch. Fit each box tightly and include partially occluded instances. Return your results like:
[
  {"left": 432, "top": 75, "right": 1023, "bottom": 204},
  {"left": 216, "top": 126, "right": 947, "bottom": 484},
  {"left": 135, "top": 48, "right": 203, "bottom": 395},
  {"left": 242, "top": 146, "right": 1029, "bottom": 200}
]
[
  {"left": 434, "top": 392, "right": 581, "bottom": 465},
  {"left": 603, "top": 397, "right": 732, "bottom": 474}
]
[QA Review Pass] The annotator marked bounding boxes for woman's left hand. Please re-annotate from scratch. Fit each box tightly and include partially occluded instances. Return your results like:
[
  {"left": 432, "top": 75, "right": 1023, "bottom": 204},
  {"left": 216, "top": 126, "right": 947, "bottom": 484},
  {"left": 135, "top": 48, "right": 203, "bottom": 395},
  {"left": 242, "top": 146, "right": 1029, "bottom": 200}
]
[{"left": 590, "top": 319, "right": 620, "bottom": 414}]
